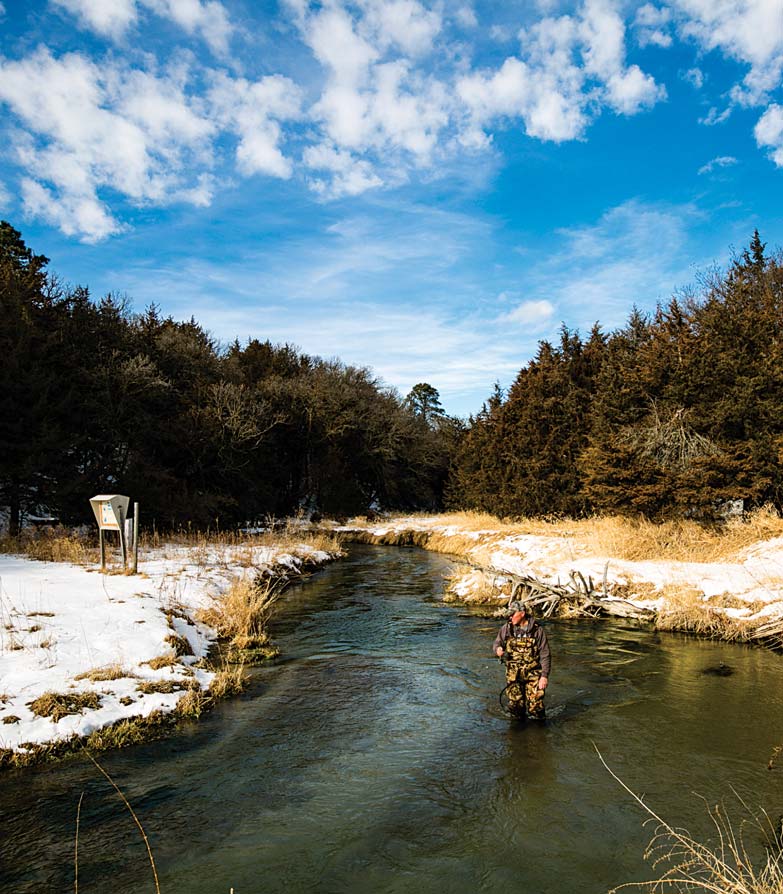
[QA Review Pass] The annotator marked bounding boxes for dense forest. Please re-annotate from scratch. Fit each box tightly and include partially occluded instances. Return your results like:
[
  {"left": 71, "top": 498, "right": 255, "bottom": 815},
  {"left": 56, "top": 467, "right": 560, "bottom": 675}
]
[
  {"left": 447, "top": 231, "right": 783, "bottom": 521},
  {"left": 0, "top": 222, "right": 461, "bottom": 534},
  {"left": 2, "top": 222, "right": 782, "bottom": 532}
]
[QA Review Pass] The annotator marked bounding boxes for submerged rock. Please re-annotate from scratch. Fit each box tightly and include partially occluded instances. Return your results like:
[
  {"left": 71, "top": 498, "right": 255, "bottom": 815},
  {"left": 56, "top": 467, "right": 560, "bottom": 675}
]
[{"left": 701, "top": 662, "right": 734, "bottom": 676}]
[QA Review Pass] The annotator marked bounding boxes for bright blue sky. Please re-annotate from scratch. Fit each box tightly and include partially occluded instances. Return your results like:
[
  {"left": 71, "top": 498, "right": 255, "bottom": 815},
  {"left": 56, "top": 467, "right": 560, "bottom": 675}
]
[{"left": 1, "top": 0, "right": 782, "bottom": 416}]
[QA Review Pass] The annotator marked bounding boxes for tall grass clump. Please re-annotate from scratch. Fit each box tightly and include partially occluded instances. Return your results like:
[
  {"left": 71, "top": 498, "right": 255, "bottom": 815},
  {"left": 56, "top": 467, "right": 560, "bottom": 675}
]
[
  {"left": 655, "top": 585, "right": 750, "bottom": 641},
  {"left": 598, "top": 748, "right": 783, "bottom": 894},
  {"left": 197, "top": 575, "right": 282, "bottom": 656}
]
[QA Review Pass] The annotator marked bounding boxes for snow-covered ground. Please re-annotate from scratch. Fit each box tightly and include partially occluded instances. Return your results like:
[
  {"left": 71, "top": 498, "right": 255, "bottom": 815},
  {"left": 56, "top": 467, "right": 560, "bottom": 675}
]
[
  {"left": 0, "top": 542, "right": 335, "bottom": 757},
  {"left": 337, "top": 516, "right": 783, "bottom": 624}
]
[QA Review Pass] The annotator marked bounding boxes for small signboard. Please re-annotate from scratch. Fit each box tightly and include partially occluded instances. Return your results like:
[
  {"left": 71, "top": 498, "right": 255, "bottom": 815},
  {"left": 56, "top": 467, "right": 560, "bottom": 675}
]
[
  {"left": 90, "top": 495, "right": 129, "bottom": 531},
  {"left": 89, "top": 495, "right": 134, "bottom": 572}
]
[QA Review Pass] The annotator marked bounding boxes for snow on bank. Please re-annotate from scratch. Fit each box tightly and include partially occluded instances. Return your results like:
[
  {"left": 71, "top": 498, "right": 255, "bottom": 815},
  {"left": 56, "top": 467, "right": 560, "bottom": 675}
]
[
  {"left": 0, "top": 542, "right": 334, "bottom": 756},
  {"left": 337, "top": 516, "right": 783, "bottom": 623}
]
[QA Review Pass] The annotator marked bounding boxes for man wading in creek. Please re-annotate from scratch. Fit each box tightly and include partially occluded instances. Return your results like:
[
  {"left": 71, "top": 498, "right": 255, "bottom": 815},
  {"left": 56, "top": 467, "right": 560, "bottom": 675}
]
[{"left": 494, "top": 600, "right": 550, "bottom": 721}]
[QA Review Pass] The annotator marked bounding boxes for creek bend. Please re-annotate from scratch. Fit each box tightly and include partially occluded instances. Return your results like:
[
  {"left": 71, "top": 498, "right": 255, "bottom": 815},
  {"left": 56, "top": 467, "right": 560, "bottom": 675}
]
[{"left": 2, "top": 544, "right": 783, "bottom": 893}]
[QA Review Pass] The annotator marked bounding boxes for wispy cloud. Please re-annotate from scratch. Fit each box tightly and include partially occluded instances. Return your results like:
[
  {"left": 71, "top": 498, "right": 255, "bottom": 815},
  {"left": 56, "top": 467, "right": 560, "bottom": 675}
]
[
  {"left": 698, "top": 155, "right": 737, "bottom": 175},
  {"left": 520, "top": 199, "right": 708, "bottom": 332}
]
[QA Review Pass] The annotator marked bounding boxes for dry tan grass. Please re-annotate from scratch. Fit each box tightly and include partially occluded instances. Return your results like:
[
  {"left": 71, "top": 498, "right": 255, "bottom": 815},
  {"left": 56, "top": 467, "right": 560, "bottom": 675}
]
[
  {"left": 197, "top": 575, "right": 281, "bottom": 651},
  {"left": 28, "top": 691, "right": 101, "bottom": 722},
  {"left": 74, "top": 664, "right": 133, "bottom": 682},
  {"left": 144, "top": 520, "right": 341, "bottom": 558},
  {"left": 0, "top": 527, "right": 96, "bottom": 564},
  {"left": 136, "top": 679, "right": 188, "bottom": 695},
  {"left": 144, "top": 654, "right": 177, "bottom": 670},
  {"left": 341, "top": 507, "right": 783, "bottom": 564},
  {"left": 655, "top": 585, "right": 750, "bottom": 641},
  {"left": 164, "top": 632, "right": 193, "bottom": 656},
  {"left": 600, "top": 748, "right": 783, "bottom": 894}
]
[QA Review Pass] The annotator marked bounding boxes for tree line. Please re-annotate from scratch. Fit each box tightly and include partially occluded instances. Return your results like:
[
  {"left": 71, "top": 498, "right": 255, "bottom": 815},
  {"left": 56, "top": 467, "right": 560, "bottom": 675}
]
[
  {"left": 447, "top": 231, "right": 783, "bottom": 521},
  {"left": 0, "top": 222, "right": 461, "bottom": 535},
  {"left": 3, "top": 222, "right": 781, "bottom": 531}
]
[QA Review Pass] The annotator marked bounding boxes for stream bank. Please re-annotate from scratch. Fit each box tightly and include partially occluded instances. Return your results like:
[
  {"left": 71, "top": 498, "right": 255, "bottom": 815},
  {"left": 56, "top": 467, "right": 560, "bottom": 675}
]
[{"left": 329, "top": 514, "right": 783, "bottom": 646}]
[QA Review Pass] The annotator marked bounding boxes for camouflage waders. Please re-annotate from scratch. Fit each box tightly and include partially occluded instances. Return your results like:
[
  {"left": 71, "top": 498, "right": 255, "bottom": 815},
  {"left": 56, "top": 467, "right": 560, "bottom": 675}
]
[{"left": 504, "top": 633, "right": 545, "bottom": 720}]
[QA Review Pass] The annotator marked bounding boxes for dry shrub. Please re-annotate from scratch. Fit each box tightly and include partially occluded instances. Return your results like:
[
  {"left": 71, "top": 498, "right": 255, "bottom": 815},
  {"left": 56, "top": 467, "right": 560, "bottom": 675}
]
[
  {"left": 74, "top": 664, "right": 132, "bottom": 682},
  {"left": 136, "top": 680, "right": 186, "bottom": 695},
  {"left": 145, "top": 654, "right": 177, "bottom": 670},
  {"left": 28, "top": 691, "right": 101, "bottom": 722},
  {"left": 2, "top": 715, "right": 20, "bottom": 724},
  {"left": 197, "top": 575, "right": 281, "bottom": 650},
  {"left": 208, "top": 662, "right": 247, "bottom": 699},
  {"left": 655, "top": 585, "right": 749, "bottom": 641},
  {"left": 1, "top": 526, "right": 95, "bottom": 564},
  {"left": 164, "top": 632, "right": 193, "bottom": 656}
]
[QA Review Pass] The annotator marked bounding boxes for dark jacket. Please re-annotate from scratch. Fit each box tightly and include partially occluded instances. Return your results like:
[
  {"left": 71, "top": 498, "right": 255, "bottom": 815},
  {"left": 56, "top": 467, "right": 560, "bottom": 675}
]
[{"left": 493, "top": 617, "right": 551, "bottom": 677}]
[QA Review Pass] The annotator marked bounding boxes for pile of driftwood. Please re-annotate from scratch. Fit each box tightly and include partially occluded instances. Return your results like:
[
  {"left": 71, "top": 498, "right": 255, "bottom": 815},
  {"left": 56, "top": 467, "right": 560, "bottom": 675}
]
[{"left": 503, "top": 569, "right": 656, "bottom": 621}]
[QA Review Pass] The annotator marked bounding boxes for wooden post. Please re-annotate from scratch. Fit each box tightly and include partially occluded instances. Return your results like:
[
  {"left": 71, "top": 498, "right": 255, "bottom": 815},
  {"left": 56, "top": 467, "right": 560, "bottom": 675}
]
[
  {"left": 119, "top": 509, "right": 127, "bottom": 570},
  {"left": 132, "top": 502, "right": 139, "bottom": 574},
  {"left": 99, "top": 528, "right": 105, "bottom": 571}
]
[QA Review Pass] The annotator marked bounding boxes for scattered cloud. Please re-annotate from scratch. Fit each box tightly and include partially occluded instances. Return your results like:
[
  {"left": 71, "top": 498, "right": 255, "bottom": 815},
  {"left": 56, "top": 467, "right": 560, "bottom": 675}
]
[
  {"left": 697, "top": 155, "right": 737, "bottom": 175},
  {"left": 528, "top": 199, "right": 704, "bottom": 330},
  {"left": 682, "top": 66, "right": 704, "bottom": 88},
  {"left": 699, "top": 105, "right": 732, "bottom": 126},
  {"left": 458, "top": 0, "right": 665, "bottom": 146},
  {"left": 755, "top": 104, "right": 783, "bottom": 166},
  {"left": 501, "top": 299, "right": 556, "bottom": 327},
  {"left": 208, "top": 71, "right": 302, "bottom": 178},
  {"left": 634, "top": 3, "right": 673, "bottom": 48},
  {"left": 455, "top": 5, "right": 478, "bottom": 28},
  {"left": 51, "top": 0, "right": 233, "bottom": 54},
  {"left": 673, "top": 0, "right": 783, "bottom": 106},
  {"left": 0, "top": 0, "right": 780, "bottom": 241},
  {"left": 0, "top": 47, "right": 221, "bottom": 241}
]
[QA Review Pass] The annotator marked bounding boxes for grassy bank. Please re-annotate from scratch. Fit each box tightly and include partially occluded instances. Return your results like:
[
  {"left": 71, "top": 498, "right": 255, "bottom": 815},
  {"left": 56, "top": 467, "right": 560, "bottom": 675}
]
[
  {"left": 330, "top": 510, "right": 783, "bottom": 646},
  {"left": 0, "top": 524, "right": 342, "bottom": 770}
]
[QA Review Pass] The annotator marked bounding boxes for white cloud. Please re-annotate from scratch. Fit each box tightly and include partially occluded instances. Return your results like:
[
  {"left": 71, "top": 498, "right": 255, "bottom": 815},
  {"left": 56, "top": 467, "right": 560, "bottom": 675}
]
[
  {"left": 457, "top": 0, "right": 664, "bottom": 144},
  {"left": 51, "top": 0, "right": 138, "bottom": 40},
  {"left": 634, "top": 3, "right": 673, "bottom": 47},
  {"left": 755, "top": 104, "right": 783, "bottom": 166},
  {"left": 697, "top": 155, "right": 737, "bottom": 175},
  {"left": 208, "top": 72, "right": 301, "bottom": 178},
  {"left": 455, "top": 5, "right": 478, "bottom": 28},
  {"left": 303, "top": 144, "right": 383, "bottom": 196},
  {"left": 361, "top": 0, "right": 442, "bottom": 56},
  {"left": 0, "top": 47, "right": 225, "bottom": 240},
  {"left": 699, "top": 105, "right": 732, "bottom": 126},
  {"left": 682, "top": 66, "right": 704, "bottom": 88},
  {"left": 22, "top": 177, "right": 122, "bottom": 242},
  {"left": 50, "top": 0, "right": 233, "bottom": 53},
  {"left": 290, "top": 1, "right": 451, "bottom": 194},
  {"left": 673, "top": 0, "right": 783, "bottom": 104},
  {"left": 501, "top": 299, "right": 556, "bottom": 327}
]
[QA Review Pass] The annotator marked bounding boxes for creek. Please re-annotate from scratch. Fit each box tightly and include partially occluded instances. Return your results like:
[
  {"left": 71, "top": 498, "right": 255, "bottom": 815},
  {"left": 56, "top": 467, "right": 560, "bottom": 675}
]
[{"left": 2, "top": 544, "right": 783, "bottom": 893}]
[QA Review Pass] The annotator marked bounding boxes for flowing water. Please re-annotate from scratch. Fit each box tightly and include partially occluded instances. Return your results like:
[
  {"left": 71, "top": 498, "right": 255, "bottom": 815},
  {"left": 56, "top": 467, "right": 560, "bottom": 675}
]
[{"left": 2, "top": 544, "right": 783, "bottom": 893}]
